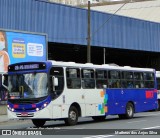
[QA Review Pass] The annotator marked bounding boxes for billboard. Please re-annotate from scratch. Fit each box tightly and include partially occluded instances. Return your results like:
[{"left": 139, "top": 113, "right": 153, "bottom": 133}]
[
  {"left": 0, "top": 30, "right": 47, "bottom": 72},
  {"left": 0, "top": 29, "right": 47, "bottom": 103}
]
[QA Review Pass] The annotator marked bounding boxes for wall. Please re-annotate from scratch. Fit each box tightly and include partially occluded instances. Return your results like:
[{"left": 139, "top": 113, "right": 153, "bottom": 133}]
[{"left": 0, "top": 0, "right": 160, "bottom": 52}]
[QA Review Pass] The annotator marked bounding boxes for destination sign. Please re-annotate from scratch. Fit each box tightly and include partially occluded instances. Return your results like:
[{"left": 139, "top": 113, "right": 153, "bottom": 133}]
[
  {"left": 15, "top": 64, "right": 39, "bottom": 70},
  {"left": 8, "top": 62, "right": 46, "bottom": 72}
]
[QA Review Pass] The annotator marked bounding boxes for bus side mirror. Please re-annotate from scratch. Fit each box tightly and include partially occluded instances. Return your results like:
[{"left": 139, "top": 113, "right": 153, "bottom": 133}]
[
  {"left": 103, "top": 85, "right": 107, "bottom": 89},
  {"left": 2, "top": 74, "right": 8, "bottom": 90},
  {"left": 52, "top": 76, "right": 58, "bottom": 91}
]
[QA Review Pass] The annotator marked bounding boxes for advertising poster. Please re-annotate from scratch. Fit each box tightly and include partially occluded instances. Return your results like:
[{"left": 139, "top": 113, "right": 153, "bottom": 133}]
[{"left": 0, "top": 30, "right": 47, "bottom": 103}]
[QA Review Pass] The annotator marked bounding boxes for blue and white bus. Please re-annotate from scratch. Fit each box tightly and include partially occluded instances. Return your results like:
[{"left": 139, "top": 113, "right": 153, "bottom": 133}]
[
  {"left": 156, "top": 71, "right": 160, "bottom": 110},
  {"left": 7, "top": 61, "right": 158, "bottom": 127}
]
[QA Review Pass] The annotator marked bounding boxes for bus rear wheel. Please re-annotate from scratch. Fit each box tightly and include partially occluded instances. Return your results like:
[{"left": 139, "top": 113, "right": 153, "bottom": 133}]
[
  {"left": 118, "top": 103, "right": 134, "bottom": 119},
  {"left": 64, "top": 106, "right": 78, "bottom": 126},
  {"left": 32, "top": 119, "right": 46, "bottom": 127},
  {"left": 125, "top": 102, "right": 134, "bottom": 119}
]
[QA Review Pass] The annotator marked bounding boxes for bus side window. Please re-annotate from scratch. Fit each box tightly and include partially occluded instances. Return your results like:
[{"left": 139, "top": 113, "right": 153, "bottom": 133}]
[
  {"left": 81, "top": 69, "right": 95, "bottom": 89},
  {"left": 50, "top": 76, "right": 53, "bottom": 91},
  {"left": 144, "top": 72, "right": 154, "bottom": 88},
  {"left": 121, "top": 71, "right": 134, "bottom": 88},
  {"left": 134, "top": 72, "right": 144, "bottom": 88},
  {"left": 108, "top": 70, "right": 121, "bottom": 88},
  {"left": 96, "top": 70, "right": 108, "bottom": 89},
  {"left": 50, "top": 67, "right": 64, "bottom": 97},
  {"left": 66, "top": 68, "right": 81, "bottom": 89}
]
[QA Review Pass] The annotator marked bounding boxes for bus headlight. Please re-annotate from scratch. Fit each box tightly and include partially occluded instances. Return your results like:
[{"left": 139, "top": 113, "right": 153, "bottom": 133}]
[
  {"left": 43, "top": 103, "right": 48, "bottom": 107},
  {"left": 7, "top": 105, "right": 13, "bottom": 112},
  {"left": 36, "top": 108, "right": 39, "bottom": 111}
]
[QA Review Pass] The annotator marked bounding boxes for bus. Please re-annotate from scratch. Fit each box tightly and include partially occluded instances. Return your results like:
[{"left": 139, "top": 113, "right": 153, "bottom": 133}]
[
  {"left": 156, "top": 71, "right": 160, "bottom": 110},
  {"left": 7, "top": 61, "right": 158, "bottom": 127}
]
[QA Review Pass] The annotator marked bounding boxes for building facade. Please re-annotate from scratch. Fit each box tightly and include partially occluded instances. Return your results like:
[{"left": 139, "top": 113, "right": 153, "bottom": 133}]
[
  {"left": 49, "top": 0, "right": 100, "bottom": 6},
  {"left": 0, "top": 0, "right": 160, "bottom": 69}
]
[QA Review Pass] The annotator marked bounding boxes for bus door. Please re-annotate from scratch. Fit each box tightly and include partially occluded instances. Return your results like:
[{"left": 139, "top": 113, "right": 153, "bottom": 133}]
[
  {"left": 139, "top": 72, "right": 156, "bottom": 111},
  {"left": 81, "top": 69, "right": 97, "bottom": 116},
  {"left": 50, "top": 67, "right": 64, "bottom": 118},
  {"left": 107, "top": 70, "right": 124, "bottom": 114},
  {"left": 65, "top": 67, "right": 85, "bottom": 116}
]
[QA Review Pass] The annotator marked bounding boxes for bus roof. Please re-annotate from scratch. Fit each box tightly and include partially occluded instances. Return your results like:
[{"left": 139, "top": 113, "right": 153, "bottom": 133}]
[{"left": 49, "top": 60, "right": 155, "bottom": 72}]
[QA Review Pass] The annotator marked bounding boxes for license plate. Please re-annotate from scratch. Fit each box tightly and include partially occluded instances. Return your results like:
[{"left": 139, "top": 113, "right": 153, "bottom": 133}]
[{"left": 21, "top": 112, "right": 28, "bottom": 116}]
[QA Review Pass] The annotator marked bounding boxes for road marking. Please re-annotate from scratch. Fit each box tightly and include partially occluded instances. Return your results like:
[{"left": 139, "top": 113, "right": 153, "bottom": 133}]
[
  {"left": 83, "top": 135, "right": 114, "bottom": 138},
  {"left": 142, "top": 126, "right": 160, "bottom": 129},
  {"left": 138, "top": 112, "right": 160, "bottom": 117},
  {"left": 127, "top": 120, "right": 147, "bottom": 123},
  {"left": 74, "top": 127, "right": 85, "bottom": 129}
]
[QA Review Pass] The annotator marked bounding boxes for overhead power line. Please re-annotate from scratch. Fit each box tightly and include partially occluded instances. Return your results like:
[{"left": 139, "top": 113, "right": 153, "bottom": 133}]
[{"left": 91, "top": 0, "right": 129, "bottom": 38}]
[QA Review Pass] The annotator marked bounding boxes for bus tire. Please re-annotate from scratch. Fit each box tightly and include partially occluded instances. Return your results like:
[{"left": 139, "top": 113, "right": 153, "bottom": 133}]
[
  {"left": 64, "top": 106, "right": 78, "bottom": 126},
  {"left": 92, "top": 116, "right": 106, "bottom": 121},
  {"left": 32, "top": 119, "right": 46, "bottom": 127},
  {"left": 125, "top": 102, "right": 134, "bottom": 119}
]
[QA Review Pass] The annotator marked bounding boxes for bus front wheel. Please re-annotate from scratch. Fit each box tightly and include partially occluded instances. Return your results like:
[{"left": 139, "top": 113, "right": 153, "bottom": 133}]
[
  {"left": 64, "top": 106, "right": 78, "bottom": 126},
  {"left": 32, "top": 119, "right": 46, "bottom": 127}
]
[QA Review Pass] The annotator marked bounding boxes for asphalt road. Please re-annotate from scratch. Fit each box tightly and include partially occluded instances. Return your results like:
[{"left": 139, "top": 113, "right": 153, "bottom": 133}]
[{"left": 1, "top": 111, "right": 160, "bottom": 138}]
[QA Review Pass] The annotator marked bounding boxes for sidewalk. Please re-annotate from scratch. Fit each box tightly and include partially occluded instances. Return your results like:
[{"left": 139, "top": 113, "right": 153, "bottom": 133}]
[
  {"left": 0, "top": 114, "right": 9, "bottom": 123},
  {"left": 0, "top": 105, "right": 8, "bottom": 123},
  {"left": 0, "top": 105, "right": 7, "bottom": 115},
  {"left": 0, "top": 105, "right": 31, "bottom": 123},
  {"left": 0, "top": 114, "right": 31, "bottom": 124}
]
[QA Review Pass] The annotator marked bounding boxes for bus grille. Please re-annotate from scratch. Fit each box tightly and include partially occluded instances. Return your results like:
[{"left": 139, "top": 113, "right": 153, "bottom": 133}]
[{"left": 16, "top": 113, "right": 34, "bottom": 117}]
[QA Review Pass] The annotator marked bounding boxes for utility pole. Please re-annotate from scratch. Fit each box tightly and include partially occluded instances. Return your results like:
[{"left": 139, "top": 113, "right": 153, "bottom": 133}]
[
  {"left": 103, "top": 48, "right": 105, "bottom": 64},
  {"left": 87, "top": 0, "right": 91, "bottom": 63}
]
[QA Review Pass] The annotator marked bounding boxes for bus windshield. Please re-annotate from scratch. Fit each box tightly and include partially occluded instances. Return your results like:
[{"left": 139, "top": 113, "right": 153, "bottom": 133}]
[{"left": 8, "top": 73, "right": 48, "bottom": 99}]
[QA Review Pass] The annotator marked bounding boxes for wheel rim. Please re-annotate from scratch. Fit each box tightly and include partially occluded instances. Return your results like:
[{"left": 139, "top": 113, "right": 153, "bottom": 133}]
[
  {"left": 69, "top": 111, "right": 77, "bottom": 121},
  {"left": 127, "top": 106, "right": 133, "bottom": 116}
]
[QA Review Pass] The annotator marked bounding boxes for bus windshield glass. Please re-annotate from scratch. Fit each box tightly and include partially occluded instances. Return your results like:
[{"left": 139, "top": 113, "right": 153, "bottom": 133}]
[{"left": 8, "top": 73, "right": 48, "bottom": 99}]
